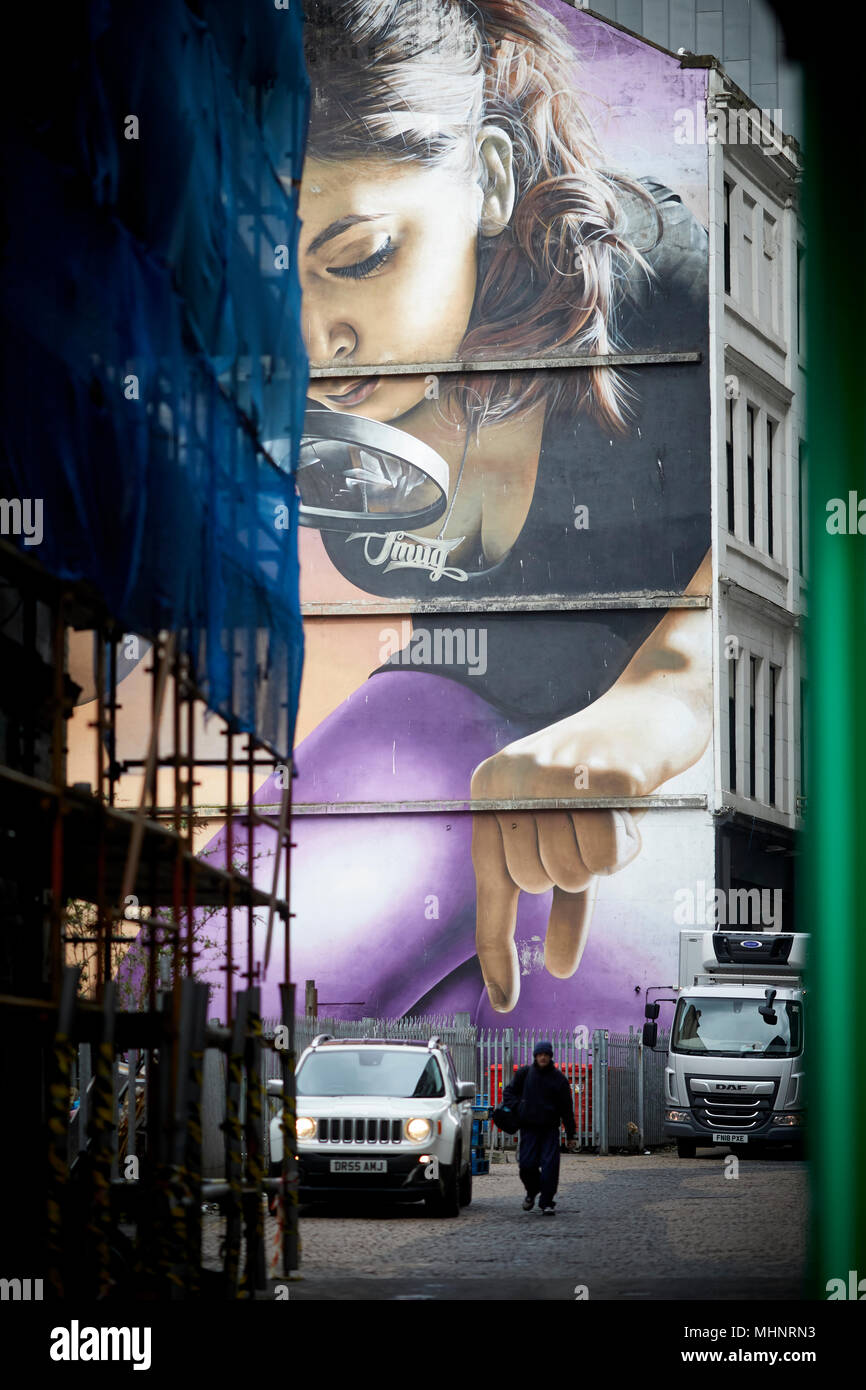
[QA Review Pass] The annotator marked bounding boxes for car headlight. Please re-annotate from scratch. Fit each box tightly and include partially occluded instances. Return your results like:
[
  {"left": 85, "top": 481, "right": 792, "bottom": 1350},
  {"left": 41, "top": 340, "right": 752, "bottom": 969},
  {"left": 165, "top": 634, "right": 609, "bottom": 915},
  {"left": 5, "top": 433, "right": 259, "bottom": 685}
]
[
  {"left": 296, "top": 1116, "right": 316, "bottom": 1140},
  {"left": 665, "top": 1109, "right": 690, "bottom": 1123},
  {"left": 405, "top": 1117, "right": 433, "bottom": 1142},
  {"left": 775, "top": 1112, "right": 803, "bottom": 1126}
]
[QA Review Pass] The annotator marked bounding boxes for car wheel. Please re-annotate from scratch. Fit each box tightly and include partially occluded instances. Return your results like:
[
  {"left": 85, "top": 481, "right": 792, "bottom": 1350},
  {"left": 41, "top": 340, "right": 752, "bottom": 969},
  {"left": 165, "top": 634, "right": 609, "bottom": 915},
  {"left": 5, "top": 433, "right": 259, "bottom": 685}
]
[
  {"left": 676, "top": 1139, "right": 697, "bottom": 1158},
  {"left": 425, "top": 1152, "right": 461, "bottom": 1218},
  {"left": 458, "top": 1158, "right": 472, "bottom": 1208}
]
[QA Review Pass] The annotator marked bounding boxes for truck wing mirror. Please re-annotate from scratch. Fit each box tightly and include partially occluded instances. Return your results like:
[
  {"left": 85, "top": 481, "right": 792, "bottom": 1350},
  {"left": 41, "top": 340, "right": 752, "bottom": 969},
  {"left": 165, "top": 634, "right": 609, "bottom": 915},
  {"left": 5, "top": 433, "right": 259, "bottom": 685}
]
[
  {"left": 758, "top": 987, "right": 778, "bottom": 1024},
  {"left": 644, "top": 1001, "right": 660, "bottom": 1021},
  {"left": 642, "top": 1022, "right": 658, "bottom": 1049}
]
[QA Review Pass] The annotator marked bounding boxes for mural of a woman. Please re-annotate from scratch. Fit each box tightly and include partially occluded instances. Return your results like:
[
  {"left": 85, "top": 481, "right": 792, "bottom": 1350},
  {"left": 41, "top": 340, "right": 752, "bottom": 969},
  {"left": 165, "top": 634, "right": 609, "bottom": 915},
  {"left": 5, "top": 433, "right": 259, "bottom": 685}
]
[{"left": 202, "top": 0, "right": 714, "bottom": 1028}]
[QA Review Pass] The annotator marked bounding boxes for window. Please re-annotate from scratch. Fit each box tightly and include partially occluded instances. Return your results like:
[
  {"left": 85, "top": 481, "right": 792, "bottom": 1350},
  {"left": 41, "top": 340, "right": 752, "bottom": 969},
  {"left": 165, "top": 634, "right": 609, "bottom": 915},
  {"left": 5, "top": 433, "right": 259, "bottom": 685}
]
[
  {"left": 741, "top": 193, "right": 755, "bottom": 311},
  {"left": 798, "top": 439, "right": 807, "bottom": 575},
  {"left": 746, "top": 405, "right": 756, "bottom": 546},
  {"left": 729, "top": 386, "right": 788, "bottom": 563},
  {"left": 766, "top": 418, "right": 775, "bottom": 557},
  {"left": 672, "top": 996, "right": 802, "bottom": 1058},
  {"left": 769, "top": 664, "right": 779, "bottom": 806},
  {"left": 443, "top": 1049, "right": 459, "bottom": 1093},
  {"left": 796, "top": 245, "right": 805, "bottom": 356},
  {"left": 800, "top": 678, "right": 807, "bottom": 800},
  {"left": 297, "top": 1049, "right": 445, "bottom": 1098},
  {"left": 723, "top": 180, "right": 732, "bottom": 295},
  {"left": 749, "top": 655, "right": 758, "bottom": 799},
  {"left": 726, "top": 397, "right": 735, "bottom": 532},
  {"left": 762, "top": 212, "right": 778, "bottom": 332},
  {"left": 728, "top": 667, "right": 737, "bottom": 793}
]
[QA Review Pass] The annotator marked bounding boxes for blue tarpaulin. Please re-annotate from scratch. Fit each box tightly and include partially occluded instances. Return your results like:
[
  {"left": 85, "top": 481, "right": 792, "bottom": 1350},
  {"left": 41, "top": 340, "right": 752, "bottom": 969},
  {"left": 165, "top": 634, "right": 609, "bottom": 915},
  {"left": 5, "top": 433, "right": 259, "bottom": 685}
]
[{"left": 1, "top": 0, "right": 309, "bottom": 756}]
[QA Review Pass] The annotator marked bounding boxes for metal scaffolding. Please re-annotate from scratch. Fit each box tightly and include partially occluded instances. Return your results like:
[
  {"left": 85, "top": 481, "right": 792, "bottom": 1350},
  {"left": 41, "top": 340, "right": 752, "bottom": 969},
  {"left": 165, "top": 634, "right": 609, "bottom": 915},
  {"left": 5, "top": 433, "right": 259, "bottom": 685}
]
[{"left": 0, "top": 540, "right": 300, "bottom": 1298}]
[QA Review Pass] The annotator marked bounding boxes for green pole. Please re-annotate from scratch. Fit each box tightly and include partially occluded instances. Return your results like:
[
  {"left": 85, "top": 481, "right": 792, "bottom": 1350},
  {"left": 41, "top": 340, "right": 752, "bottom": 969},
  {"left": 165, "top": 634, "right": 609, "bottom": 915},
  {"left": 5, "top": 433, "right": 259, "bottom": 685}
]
[{"left": 803, "top": 60, "right": 866, "bottom": 1297}]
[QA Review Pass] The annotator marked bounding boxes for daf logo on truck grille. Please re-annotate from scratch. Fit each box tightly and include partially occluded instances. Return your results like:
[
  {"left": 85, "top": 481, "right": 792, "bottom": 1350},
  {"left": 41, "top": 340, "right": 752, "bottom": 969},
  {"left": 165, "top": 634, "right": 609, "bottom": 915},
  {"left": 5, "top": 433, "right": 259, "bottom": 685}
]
[{"left": 714, "top": 1083, "right": 748, "bottom": 1091}]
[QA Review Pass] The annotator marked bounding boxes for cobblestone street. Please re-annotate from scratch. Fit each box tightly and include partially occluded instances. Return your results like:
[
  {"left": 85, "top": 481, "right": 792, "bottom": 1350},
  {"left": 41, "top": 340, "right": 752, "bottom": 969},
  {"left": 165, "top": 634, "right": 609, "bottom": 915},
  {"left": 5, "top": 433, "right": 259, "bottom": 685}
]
[{"left": 203, "top": 1148, "right": 807, "bottom": 1301}]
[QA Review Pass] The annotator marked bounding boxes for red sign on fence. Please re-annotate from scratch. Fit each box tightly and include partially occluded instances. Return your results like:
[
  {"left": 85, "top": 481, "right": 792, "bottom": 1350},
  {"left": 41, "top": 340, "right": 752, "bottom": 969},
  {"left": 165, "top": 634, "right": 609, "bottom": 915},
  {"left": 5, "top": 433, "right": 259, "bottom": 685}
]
[{"left": 487, "top": 1063, "right": 592, "bottom": 1127}]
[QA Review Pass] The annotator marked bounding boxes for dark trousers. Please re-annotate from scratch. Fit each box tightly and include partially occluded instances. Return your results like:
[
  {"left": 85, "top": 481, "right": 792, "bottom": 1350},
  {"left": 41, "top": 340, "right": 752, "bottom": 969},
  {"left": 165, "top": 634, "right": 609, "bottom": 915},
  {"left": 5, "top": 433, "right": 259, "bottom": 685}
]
[{"left": 518, "top": 1126, "right": 561, "bottom": 1207}]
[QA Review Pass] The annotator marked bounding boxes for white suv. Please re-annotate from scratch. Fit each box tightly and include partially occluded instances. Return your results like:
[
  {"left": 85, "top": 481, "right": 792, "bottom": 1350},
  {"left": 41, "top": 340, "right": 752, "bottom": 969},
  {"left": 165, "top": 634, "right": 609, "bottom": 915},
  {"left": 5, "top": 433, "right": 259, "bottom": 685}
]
[{"left": 268, "top": 1035, "right": 476, "bottom": 1216}]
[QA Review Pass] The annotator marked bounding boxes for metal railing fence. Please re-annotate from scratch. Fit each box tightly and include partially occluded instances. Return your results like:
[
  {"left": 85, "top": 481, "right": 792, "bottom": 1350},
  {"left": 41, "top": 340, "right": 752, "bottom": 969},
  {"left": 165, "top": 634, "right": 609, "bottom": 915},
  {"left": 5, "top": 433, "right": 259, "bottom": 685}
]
[{"left": 68, "top": 1018, "right": 673, "bottom": 1176}]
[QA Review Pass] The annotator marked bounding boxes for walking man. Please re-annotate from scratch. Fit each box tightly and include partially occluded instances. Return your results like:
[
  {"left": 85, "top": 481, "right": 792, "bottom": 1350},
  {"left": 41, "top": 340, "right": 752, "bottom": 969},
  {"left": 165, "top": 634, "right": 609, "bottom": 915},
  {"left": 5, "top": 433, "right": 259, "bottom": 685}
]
[{"left": 503, "top": 1040, "right": 576, "bottom": 1215}]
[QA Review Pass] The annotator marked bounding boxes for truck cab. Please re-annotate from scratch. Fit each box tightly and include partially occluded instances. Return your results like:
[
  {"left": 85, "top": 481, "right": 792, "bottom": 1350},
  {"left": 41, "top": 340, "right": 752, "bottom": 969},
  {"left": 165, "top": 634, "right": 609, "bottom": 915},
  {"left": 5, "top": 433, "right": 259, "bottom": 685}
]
[{"left": 646, "top": 931, "right": 808, "bottom": 1157}]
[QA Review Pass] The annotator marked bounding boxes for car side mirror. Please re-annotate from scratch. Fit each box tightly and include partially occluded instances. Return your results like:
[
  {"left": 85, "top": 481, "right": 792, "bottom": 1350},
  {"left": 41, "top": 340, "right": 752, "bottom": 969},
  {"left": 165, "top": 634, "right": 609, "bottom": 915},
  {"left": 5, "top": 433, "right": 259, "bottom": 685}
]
[
  {"left": 266, "top": 1078, "right": 284, "bottom": 1097},
  {"left": 456, "top": 1081, "right": 475, "bottom": 1101},
  {"left": 642, "top": 1022, "right": 658, "bottom": 1049}
]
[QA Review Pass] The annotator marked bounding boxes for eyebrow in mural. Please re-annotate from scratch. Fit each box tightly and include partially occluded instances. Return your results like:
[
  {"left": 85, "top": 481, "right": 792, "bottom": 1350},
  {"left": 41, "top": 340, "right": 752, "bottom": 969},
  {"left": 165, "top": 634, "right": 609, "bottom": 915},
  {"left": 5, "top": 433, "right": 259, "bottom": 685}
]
[{"left": 306, "top": 214, "right": 388, "bottom": 258}]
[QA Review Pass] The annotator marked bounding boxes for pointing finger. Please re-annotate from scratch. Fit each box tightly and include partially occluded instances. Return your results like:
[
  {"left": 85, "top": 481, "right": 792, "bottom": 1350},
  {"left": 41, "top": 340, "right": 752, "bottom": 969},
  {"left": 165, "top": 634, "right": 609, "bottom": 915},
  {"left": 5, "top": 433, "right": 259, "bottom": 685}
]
[
  {"left": 472, "top": 812, "right": 521, "bottom": 1012},
  {"left": 544, "top": 880, "right": 599, "bottom": 979}
]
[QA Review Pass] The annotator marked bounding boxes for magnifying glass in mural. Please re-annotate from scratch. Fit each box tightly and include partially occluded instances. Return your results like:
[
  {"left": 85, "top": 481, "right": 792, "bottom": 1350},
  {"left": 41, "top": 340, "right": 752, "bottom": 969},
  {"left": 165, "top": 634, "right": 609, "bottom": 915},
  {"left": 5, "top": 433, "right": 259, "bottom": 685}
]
[{"left": 267, "top": 409, "right": 450, "bottom": 532}]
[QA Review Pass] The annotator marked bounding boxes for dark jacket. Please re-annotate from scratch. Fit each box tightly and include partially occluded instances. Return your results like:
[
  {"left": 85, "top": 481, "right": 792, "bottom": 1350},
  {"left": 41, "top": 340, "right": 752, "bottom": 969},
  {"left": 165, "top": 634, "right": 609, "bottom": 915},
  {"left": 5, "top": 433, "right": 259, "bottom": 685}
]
[{"left": 503, "top": 1062, "right": 576, "bottom": 1139}]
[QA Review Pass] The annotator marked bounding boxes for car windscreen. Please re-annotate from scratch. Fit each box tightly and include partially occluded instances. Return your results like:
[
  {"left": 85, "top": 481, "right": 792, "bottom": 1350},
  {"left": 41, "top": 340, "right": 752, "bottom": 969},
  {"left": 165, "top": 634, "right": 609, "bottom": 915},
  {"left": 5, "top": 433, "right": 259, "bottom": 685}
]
[
  {"left": 671, "top": 996, "right": 802, "bottom": 1057},
  {"left": 297, "top": 1050, "right": 445, "bottom": 1098}
]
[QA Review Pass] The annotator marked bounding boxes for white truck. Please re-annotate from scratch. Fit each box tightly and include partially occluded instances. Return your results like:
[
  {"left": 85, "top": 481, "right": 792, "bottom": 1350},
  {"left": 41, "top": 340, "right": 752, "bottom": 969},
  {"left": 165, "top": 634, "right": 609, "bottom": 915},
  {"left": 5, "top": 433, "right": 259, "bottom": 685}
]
[{"left": 644, "top": 930, "right": 808, "bottom": 1157}]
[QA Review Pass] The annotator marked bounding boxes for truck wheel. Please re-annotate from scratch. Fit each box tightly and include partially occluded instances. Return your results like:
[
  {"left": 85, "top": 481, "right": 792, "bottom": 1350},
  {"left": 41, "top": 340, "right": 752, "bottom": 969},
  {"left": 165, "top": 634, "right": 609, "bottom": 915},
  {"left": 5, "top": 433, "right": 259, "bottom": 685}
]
[
  {"left": 676, "top": 1139, "right": 697, "bottom": 1158},
  {"left": 458, "top": 1159, "right": 472, "bottom": 1208},
  {"left": 425, "top": 1151, "right": 461, "bottom": 1218}
]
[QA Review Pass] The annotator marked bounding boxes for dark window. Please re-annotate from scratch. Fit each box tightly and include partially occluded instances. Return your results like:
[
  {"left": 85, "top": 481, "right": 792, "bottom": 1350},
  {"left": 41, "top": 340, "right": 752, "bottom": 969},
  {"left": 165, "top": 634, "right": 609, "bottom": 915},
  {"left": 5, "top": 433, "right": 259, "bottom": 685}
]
[
  {"left": 443, "top": 1049, "right": 459, "bottom": 1094},
  {"left": 796, "top": 245, "right": 804, "bottom": 355},
  {"left": 800, "top": 679, "right": 807, "bottom": 800},
  {"left": 297, "top": 1049, "right": 445, "bottom": 1098},
  {"left": 726, "top": 398, "right": 735, "bottom": 532},
  {"left": 766, "top": 419, "right": 775, "bottom": 557},
  {"left": 769, "top": 665, "right": 778, "bottom": 806},
  {"left": 746, "top": 406, "right": 755, "bottom": 546},
  {"left": 672, "top": 996, "right": 802, "bottom": 1058},
  {"left": 728, "top": 672, "right": 737, "bottom": 793},
  {"left": 798, "top": 439, "right": 806, "bottom": 575},
  {"left": 749, "top": 655, "right": 758, "bottom": 798},
  {"left": 724, "top": 181, "right": 732, "bottom": 295}
]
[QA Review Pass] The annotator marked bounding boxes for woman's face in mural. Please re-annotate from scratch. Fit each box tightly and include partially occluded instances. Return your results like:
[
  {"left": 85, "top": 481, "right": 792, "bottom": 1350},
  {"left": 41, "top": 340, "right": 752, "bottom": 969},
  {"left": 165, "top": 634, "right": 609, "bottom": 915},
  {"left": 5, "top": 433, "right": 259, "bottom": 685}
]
[{"left": 297, "top": 133, "right": 515, "bottom": 424}]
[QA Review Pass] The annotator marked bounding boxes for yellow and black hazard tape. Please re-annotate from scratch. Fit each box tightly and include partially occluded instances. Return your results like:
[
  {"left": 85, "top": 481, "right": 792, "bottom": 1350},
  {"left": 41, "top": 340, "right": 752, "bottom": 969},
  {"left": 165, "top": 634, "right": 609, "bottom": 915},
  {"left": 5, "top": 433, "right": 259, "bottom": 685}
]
[{"left": 46, "top": 1034, "right": 75, "bottom": 1297}]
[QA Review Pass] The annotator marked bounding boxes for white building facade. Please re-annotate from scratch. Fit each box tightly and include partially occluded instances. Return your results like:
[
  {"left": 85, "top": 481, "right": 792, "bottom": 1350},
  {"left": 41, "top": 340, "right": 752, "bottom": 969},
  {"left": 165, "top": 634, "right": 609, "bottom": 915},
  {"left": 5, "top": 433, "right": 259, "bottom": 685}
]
[{"left": 707, "top": 67, "right": 803, "bottom": 924}]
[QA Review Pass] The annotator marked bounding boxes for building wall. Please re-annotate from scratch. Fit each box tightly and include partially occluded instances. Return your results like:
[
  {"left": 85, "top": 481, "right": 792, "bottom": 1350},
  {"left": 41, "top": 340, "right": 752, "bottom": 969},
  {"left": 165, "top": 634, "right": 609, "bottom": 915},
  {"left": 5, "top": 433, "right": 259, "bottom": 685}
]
[
  {"left": 707, "top": 64, "right": 802, "bottom": 926},
  {"left": 586, "top": 0, "right": 802, "bottom": 139},
  {"left": 235, "top": 1, "right": 720, "bottom": 1033},
  {"left": 57, "top": 2, "right": 804, "bottom": 1015}
]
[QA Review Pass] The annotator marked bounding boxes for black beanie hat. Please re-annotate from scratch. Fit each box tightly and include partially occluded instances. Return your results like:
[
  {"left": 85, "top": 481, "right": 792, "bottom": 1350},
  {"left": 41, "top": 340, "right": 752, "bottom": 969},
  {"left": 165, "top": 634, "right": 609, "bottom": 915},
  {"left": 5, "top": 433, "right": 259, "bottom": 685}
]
[{"left": 533, "top": 1039, "right": 553, "bottom": 1057}]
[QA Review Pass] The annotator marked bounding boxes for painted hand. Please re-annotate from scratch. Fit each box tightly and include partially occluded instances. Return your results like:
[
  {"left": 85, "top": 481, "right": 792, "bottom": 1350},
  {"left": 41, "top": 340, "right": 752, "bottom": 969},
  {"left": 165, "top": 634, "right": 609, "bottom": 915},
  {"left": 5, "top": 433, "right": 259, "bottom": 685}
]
[{"left": 470, "top": 683, "right": 707, "bottom": 1012}]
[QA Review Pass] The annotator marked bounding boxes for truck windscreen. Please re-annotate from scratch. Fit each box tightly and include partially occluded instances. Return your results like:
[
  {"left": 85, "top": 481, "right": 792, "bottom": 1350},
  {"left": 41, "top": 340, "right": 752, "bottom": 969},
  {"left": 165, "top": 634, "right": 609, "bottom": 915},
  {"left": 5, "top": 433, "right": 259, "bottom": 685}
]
[{"left": 671, "top": 997, "right": 803, "bottom": 1057}]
